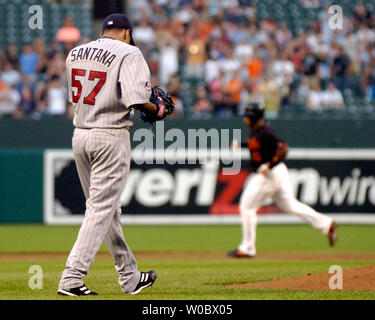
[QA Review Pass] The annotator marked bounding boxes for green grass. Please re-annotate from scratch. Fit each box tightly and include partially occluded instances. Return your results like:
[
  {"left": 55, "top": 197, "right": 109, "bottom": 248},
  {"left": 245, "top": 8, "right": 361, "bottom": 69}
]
[
  {"left": 1, "top": 224, "right": 374, "bottom": 254},
  {"left": 0, "top": 224, "right": 374, "bottom": 300}
]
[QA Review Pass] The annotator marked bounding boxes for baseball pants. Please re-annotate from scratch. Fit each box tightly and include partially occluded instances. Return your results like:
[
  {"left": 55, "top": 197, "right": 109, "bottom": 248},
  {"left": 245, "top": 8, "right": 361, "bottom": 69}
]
[
  {"left": 238, "top": 162, "right": 332, "bottom": 256},
  {"left": 59, "top": 128, "right": 141, "bottom": 293}
]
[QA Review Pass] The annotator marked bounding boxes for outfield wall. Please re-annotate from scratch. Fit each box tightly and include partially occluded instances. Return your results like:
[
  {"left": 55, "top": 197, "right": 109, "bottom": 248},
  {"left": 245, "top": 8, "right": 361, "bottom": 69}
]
[
  {"left": 43, "top": 148, "right": 375, "bottom": 225},
  {"left": 1, "top": 117, "right": 375, "bottom": 148},
  {"left": 2, "top": 147, "right": 375, "bottom": 224},
  {"left": 0, "top": 149, "right": 43, "bottom": 222},
  {"left": 1, "top": 118, "right": 375, "bottom": 224}
]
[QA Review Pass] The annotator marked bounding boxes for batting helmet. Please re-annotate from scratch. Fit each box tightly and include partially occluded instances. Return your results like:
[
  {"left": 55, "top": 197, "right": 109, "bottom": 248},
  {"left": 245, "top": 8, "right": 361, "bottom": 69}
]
[{"left": 242, "top": 102, "right": 265, "bottom": 122}]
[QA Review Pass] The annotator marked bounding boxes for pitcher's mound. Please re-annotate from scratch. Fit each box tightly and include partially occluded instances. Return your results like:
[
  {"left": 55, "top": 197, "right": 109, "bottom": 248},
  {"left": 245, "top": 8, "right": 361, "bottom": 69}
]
[{"left": 233, "top": 265, "right": 375, "bottom": 291}]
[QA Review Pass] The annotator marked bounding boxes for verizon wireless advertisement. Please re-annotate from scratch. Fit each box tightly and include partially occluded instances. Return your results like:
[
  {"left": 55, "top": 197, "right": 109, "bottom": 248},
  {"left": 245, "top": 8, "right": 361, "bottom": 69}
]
[{"left": 43, "top": 149, "right": 375, "bottom": 224}]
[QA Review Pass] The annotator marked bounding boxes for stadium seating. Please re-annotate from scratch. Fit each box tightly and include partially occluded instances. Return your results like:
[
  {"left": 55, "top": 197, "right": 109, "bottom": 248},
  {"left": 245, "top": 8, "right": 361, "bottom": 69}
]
[
  {"left": 0, "top": 0, "right": 92, "bottom": 50},
  {"left": 2, "top": 0, "right": 375, "bottom": 120}
]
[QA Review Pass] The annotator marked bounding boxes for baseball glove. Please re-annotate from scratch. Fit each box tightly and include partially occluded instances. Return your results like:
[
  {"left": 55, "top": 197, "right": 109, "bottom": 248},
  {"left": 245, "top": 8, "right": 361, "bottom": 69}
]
[{"left": 140, "top": 86, "right": 175, "bottom": 123}]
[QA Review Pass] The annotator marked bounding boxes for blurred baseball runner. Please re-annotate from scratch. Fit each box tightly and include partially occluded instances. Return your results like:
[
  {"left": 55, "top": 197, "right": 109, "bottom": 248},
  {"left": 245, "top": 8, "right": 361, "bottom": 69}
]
[
  {"left": 228, "top": 103, "right": 337, "bottom": 258},
  {"left": 58, "top": 13, "right": 174, "bottom": 296}
]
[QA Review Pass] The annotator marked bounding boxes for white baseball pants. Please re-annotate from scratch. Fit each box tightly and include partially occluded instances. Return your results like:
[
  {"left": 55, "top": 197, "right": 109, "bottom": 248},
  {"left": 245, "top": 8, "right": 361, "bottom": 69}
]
[
  {"left": 238, "top": 162, "right": 332, "bottom": 256},
  {"left": 59, "top": 128, "right": 141, "bottom": 293}
]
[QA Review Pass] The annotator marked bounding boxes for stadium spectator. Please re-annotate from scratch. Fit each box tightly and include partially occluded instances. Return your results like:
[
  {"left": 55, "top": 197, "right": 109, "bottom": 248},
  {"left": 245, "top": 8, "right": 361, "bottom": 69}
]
[
  {"left": 239, "top": 79, "right": 265, "bottom": 113},
  {"left": 46, "top": 53, "right": 67, "bottom": 80},
  {"left": 195, "top": 10, "right": 214, "bottom": 42},
  {"left": 191, "top": 87, "right": 213, "bottom": 119},
  {"left": 294, "top": 76, "right": 311, "bottom": 106},
  {"left": 169, "top": 95, "right": 184, "bottom": 118},
  {"left": 158, "top": 36, "right": 179, "bottom": 86},
  {"left": 306, "top": 82, "right": 323, "bottom": 111},
  {"left": 47, "top": 40, "right": 60, "bottom": 60},
  {"left": 34, "top": 82, "right": 48, "bottom": 117},
  {"left": 272, "top": 52, "right": 295, "bottom": 88},
  {"left": 0, "top": 83, "right": 21, "bottom": 118},
  {"left": 167, "top": 74, "right": 182, "bottom": 98},
  {"left": 0, "top": 49, "right": 7, "bottom": 72},
  {"left": 1, "top": 62, "right": 21, "bottom": 87},
  {"left": 248, "top": 23, "right": 266, "bottom": 47},
  {"left": 317, "top": 58, "right": 331, "bottom": 89},
  {"left": 19, "top": 44, "right": 39, "bottom": 82},
  {"left": 321, "top": 82, "right": 345, "bottom": 109},
  {"left": 234, "top": 38, "right": 253, "bottom": 63},
  {"left": 332, "top": 46, "right": 351, "bottom": 91},
  {"left": 301, "top": 46, "right": 319, "bottom": 87},
  {"left": 56, "top": 18, "right": 81, "bottom": 51},
  {"left": 352, "top": 3, "right": 372, "bottom": 28},
  {"left": 274, "top": 23, "right": 292, "bottom": 50},
  {"left": 258, "top": 73, "right": 280, "bottom": 118},
  {"left": 356, "top": 23, "right": 375, "bottom": 44},
  {"left": 208, "top": 73, "right": 224, "bottom": 109},
  {"left": 5, "top": 43, "right": 19, "bottom": 70},
  {"left": 272, "top": 52, "right": 295, "bottom": 110},
  {"left": 133, "top": 19, "right": 156, "bottom": 44},
  {"left": 45, "top": 75, "right": 67, "bottom": 117},
  {"left": 204, "top": 51, "right": 221, "bottom": 83},
  {"left": 318, "top": 4, "right": 334, "bottom": 43},
  {"left": 131, "top": 0, "right": 153, "bottom": 23},
  {"left": 18, "top": 85, "right": 36, "bottom": 117},
  {"left": 34, "top": 38, "right": 49, "bottom": 80},
  {"left": 224, "top": 71, "right": 244, "bottom": 114},
  {"left": 175, "top": 3, "right": 198, "bottom": 27},
  {"left": 15, "top": 74, "right": 35, "bottom": 100},
  {"left": 245, "top": 50, "right": 263, "bottom": 78},
  {"left": 362, "top": 57, "right": 375, "bottom": 102},
  {"left": 219, "top": 49, "right": 241, "bottom": 82},
  {"left": 184, "top": 28, "right": 207, "bottom": 79}
]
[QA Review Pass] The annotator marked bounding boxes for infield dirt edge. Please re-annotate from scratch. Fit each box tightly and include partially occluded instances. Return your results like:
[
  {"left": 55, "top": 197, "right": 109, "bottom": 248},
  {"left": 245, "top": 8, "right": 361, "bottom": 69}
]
[
  {"left": 230, "top": 265, "right": 375, "bottom": 291},
  {"left": 2, "top": 252, "right": 374, "bottom": 292}
]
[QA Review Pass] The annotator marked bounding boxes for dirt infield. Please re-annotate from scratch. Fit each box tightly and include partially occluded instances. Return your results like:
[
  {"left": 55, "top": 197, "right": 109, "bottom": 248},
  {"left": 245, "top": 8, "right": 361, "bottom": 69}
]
[
  {"left": 1, "top": 252, "right": 375, "bottom": 260},
  {"left": 232, "top": 265, "right": 375, "bottom": 291}
]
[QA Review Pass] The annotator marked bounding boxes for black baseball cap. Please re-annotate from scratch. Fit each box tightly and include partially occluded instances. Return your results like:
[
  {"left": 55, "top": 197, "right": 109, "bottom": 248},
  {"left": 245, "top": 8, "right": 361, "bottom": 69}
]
[{"left": 102, "top": 13, "right": 135, "bottom": 46}]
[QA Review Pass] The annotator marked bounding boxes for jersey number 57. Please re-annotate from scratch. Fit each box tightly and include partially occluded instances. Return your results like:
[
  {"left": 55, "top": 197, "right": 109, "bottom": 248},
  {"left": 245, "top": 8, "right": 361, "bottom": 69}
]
[{"left": 71, "top": 68, "right": 107, "bottom": 105}]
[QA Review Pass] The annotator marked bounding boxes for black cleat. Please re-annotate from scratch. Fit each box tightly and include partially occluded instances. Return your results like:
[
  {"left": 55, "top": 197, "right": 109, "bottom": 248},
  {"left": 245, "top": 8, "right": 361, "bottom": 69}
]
[
  {"left": 58, "top": 284, "right": 98, "bottom": 296},
  {"left": 227, "top": 249, "right": 255, "bottom": 258},
  {"left": 328, "top": 221, "right": 338, "bottom": 247},
  {"left": 131, "top": 270, "right": 157, "bottom": 295}
]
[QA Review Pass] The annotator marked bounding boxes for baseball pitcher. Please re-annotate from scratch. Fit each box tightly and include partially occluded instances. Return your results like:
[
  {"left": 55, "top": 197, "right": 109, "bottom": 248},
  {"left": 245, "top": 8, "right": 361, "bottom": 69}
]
[
  {"left": 58, "top": 13, "right": 174, "bottom": 296},
  {"left": 228, "top": 103, "right": 337, "bottom": 258}
]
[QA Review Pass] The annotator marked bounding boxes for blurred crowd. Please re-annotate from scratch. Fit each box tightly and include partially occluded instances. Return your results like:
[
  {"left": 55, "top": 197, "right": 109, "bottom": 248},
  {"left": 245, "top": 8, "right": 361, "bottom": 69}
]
[
  {"left": 132, "top": 0, "right": 375, "bottom": 119},
  {"left": 1, "top": 0, "right": 375, "bottom": 120},
  {"left": 0, "top": 17, "right": 80, "bottom": 119}
]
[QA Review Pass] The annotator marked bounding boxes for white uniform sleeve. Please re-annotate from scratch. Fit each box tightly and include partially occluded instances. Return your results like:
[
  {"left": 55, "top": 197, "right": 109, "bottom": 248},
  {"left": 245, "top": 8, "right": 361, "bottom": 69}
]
[
  {"left": 118, "top": 53, "right": 151, "bottom": 107},
  {"left": 65, "top": 54, "right": 72, "bottom": 104}
]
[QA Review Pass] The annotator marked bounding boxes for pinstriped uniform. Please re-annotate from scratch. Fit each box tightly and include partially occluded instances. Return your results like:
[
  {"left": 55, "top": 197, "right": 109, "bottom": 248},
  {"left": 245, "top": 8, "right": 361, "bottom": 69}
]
[{"left": 59, "top": 38, "right": 151, "bottom": 293}]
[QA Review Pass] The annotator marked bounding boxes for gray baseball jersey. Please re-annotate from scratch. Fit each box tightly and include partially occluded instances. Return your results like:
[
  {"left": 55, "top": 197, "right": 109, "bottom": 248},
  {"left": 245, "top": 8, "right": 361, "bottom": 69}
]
[
  {"left": 66, "top": 37, "right": 152, "bottom": 129},
  {"left": 59, "top": 38, "right": 152, "bottom": 293}
]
